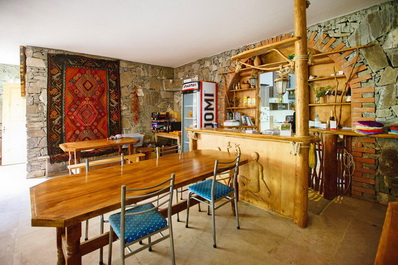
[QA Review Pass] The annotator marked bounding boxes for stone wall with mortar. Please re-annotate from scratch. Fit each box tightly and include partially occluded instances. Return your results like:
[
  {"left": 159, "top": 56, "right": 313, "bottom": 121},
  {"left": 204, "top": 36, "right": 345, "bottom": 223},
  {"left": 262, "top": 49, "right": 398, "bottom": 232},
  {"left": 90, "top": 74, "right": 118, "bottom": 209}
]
[
  {"left": 0, "top": 64, "right": 20, "bottom": 164},
  {"left": 24, "top": 47, "right": 178, "bottom": 178},
  {"left": 174, "top": 1, "right": 398, "bottom": 204}
]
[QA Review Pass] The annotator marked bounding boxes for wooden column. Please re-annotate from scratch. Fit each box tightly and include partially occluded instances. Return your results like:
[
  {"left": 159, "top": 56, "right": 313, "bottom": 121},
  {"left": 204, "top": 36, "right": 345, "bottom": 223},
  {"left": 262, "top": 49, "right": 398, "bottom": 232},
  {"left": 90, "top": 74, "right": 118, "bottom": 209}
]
[
  {"left": 293, "top": 0, "right": 309, "bottom": 228},
  {"left": 323, "top": 134, "right": 338, "bottom": 199}
]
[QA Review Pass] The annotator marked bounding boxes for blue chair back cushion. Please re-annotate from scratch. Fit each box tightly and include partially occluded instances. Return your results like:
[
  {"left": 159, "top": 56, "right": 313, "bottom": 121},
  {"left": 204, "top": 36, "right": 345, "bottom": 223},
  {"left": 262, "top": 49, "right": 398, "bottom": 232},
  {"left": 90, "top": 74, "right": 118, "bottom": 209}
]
[
  {"left": 109, "top": 203, "right": 167, "bottom": 243},
  {"left": 188, "top": 179, "right": 233, "bottom": 201}
]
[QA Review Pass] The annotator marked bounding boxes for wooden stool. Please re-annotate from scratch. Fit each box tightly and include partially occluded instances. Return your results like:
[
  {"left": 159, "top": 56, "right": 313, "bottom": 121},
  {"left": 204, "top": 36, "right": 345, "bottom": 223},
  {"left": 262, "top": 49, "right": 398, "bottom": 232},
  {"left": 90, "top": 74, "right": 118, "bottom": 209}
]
[{"left": 137, "top": 147, "right": 154, "bottom": 160}]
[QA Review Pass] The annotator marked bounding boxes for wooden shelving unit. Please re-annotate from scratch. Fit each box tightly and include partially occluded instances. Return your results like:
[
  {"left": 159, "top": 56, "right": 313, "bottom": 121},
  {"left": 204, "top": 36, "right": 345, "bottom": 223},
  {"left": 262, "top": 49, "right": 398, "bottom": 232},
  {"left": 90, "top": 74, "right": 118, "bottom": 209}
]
[
  {"left": 222, "top": 125, "right": 257, "bottom": 129},
  {"left": 312, "top": 44, "right": 373, "bottom": 58},
  {"left": 229, "top": 87, "right": 257, "bottom": 92},
  {"left": 231, "top": 37, "right": 300, "bottom": 60},
  {"left": 227, "top": 106, "right": 257, "bottom": 110},
  {"left": 222, "top": 37, "right": 302, "bottom": 131},
  {"left": 308, "top": 75, "right": 345, "bottom": 82},
  {"left": 308, "top": 58, "right": 351, "bottom": 127},
  {"left": 309, "top": 103, "right": 351, "bottom": 107}
]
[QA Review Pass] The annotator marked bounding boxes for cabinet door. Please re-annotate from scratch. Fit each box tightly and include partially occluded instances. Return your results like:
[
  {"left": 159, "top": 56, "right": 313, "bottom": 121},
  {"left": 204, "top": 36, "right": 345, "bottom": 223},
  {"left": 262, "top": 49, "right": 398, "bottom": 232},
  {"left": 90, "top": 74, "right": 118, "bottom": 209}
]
[{"left": 181, "top": 91, "right": 198, "bottom": 152}]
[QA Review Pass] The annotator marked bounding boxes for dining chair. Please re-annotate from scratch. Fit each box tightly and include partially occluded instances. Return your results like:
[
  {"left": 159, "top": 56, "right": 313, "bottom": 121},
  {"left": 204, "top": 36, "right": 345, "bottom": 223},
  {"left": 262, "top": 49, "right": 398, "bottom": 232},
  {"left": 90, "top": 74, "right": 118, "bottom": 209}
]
[
  {"left": 80, "top": 153, "right": 143, "bottom": 264},
  {"left": 155, "top": 145, "right": 181, "bottom": 157},
  {"left": 108, "top": 174, "right": 176, "bottom": 265},
  {"left": 155, "top": 145, "right": 190, "bottom": 221},
  {"left": 185, "top": 153, "right": 241, "bottom": 248}
]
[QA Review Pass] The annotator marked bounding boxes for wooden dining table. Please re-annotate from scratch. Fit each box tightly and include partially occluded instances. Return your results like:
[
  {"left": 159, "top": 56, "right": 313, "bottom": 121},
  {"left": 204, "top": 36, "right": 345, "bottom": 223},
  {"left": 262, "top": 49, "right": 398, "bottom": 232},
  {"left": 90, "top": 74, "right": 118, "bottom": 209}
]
[
  {"left": 30, "top": 149, "right": 247, "bottom": 265},
  {"left": 59, "top": 137, "right": 139, "bottom": 165}
]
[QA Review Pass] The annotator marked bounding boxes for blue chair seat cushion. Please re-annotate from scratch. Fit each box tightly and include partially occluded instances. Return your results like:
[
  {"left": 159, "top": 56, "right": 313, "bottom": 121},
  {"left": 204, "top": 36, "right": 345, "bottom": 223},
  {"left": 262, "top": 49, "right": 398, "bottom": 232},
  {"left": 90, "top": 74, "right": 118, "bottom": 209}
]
[
  {"left": 188, "top": 179, "right": 233, "bottom": 201},
  {"left": 108, "top": 203, "right": 167, "bottom": 243}
]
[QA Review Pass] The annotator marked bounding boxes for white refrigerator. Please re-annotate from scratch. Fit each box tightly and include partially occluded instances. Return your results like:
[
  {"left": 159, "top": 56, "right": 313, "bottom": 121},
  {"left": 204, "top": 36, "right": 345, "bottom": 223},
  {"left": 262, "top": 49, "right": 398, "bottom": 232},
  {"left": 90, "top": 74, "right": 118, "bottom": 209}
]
[{"left": 181, "top": 81, "right": 217, "bottom": 152}]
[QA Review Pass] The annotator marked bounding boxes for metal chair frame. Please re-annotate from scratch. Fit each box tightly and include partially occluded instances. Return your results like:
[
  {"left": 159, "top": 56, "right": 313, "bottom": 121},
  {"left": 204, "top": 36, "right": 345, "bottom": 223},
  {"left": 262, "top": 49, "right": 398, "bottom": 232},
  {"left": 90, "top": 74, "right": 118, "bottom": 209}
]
[
  {"left": 155, "top": 145, "right": 181, "bottom": 157},
  {"left": 185, "top": 153, "right": 241, "bottom": 248},
  {"left": 85, "top": 154, "right": 125, "bottom": 265},
  {"left": 108, "top": 174, "right": 176, "bottom": 265},
  {"left": 155, "top": 145, "right": 193, "bottom": 221}
]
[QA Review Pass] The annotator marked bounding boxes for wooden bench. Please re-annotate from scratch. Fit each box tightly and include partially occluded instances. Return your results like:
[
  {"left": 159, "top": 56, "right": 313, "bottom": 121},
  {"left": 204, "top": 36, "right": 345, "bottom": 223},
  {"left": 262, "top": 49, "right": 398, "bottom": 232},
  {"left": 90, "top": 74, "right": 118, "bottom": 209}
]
[{"left": 68, "top": 153, "right": 145, "bottom": 174}]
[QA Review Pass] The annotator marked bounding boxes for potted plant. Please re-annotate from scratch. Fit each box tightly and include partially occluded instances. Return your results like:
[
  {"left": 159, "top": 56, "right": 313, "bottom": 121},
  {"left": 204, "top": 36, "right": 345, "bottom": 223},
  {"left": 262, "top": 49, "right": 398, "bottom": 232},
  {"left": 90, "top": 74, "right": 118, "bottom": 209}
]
[{"left": 314, "top": 85, "right": 332, "bottom": 103}]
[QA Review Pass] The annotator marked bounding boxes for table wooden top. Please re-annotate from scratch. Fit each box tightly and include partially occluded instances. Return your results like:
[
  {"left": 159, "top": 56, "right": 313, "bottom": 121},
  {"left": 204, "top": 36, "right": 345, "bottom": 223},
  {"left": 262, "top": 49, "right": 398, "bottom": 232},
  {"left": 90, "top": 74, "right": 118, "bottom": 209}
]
[
  {"left": 59, "top": 137, "right": 139, "bottom": 152},
  {"left": 30, "top": 150, "right": 247, "bottom": 228}
]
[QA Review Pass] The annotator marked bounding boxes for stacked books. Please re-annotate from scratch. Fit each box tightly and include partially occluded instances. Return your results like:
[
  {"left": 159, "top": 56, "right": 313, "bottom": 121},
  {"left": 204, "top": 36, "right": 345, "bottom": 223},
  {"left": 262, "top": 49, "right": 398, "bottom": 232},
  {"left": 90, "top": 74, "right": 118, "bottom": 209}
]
[
  {"left": 241, "top": 115, "right": 255, "bottom": 126},
  {"left": 223, "top": 120, "right": 240, "bottom": 127},
  {"left": 389, "top": 126, "right": 398, "bottom": 135},
  {"left": 354, "top": 121, "right": 384, "bottom": 135}
]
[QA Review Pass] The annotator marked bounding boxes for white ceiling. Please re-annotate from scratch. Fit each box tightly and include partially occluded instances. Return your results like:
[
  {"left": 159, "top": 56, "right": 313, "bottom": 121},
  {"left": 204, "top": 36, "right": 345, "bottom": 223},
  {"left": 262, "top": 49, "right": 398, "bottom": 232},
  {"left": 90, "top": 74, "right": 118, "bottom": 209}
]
[{"left": 0, "top": 0, "right": 389, "bottom": 68}]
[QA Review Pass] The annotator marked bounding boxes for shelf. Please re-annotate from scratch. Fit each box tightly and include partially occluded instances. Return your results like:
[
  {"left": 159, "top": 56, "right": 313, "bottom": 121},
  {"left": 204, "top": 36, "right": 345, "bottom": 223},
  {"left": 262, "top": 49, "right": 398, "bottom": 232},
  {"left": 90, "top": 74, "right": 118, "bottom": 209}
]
[
  {"left": 236, "top": 60, "right": 291, "bottom": 73},
  {"left": 222, "top": 125, "right": 257, "bottom": 128},
  {"left": 308, "top": 75, "right": 346, "bottom": 82},
  {"left": 308, "top": 103, "right": 351, "bottom": 106},
  {"left": 310, "top": 128, "right": 398, "bottom": 139},
  {"left": 312, "top": 44, "right": 373, "bottom": 58},
  {"left": 231, "top": 37, "right": 300, "bottom": 60},
  {"left": 227, "top": 106, "right": 257, "bottom": 110},
  {"left": 228, "top": 88, "right": 257, "bottom": 92}
]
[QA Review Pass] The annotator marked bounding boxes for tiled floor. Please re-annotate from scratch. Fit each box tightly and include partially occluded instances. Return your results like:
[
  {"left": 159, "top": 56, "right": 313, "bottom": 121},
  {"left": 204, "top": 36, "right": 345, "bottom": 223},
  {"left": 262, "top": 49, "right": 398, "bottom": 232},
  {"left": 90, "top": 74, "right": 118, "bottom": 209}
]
[{"left": 0, "top": 163, "right": 387, "bottom": 265}]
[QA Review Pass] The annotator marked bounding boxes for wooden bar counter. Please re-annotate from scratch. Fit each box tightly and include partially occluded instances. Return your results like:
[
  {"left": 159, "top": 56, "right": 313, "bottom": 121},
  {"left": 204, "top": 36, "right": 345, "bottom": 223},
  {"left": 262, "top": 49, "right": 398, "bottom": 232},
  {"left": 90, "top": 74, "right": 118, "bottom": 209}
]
[{"left": 186, "top": 128, "right": 319, "bottom": 227}]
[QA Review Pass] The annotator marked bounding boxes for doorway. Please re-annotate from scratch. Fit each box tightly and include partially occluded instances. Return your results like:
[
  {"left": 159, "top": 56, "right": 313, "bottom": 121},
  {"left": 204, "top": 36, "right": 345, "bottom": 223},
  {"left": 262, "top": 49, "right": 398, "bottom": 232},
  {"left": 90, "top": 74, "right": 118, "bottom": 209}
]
[{"left": 1, "top": 83, "right": 26, "bottom": 165}]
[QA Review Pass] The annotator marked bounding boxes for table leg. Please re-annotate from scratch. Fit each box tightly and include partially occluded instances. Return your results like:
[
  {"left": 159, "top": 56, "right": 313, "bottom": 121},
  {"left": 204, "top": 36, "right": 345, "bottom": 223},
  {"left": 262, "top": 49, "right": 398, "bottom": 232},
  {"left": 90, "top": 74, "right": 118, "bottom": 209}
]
[
  {"left": 74, "top": 151, "right": 81, "bottom": 164},
  {"left": 127, "top": 143, "right": 135, "bottom": 154},
  {"left": 56, "top": 227, "right": 66, "bottom": 265},
  {"left": 68, "top": 152, "right": 74, "bottom": 166},
  {"left": 65, "top": 224, "right": 82, "bottom": 265}
]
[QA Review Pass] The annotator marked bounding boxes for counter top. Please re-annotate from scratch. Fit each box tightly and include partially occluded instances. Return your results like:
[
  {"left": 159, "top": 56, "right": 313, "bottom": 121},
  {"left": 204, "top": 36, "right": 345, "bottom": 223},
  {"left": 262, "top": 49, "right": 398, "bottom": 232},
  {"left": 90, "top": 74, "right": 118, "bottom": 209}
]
[
  {"left": 310, "top": 128, "right": 398, "bottom": 139},
  {"left": 186, "top": 128, "right": 319, "bottom": 143}
]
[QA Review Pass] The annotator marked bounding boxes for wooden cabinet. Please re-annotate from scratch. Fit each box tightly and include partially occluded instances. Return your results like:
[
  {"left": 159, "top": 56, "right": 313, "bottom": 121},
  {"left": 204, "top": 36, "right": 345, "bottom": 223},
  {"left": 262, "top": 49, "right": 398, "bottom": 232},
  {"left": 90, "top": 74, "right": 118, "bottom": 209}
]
[
  {"left": 308, "top": 62, "right": 351, "bottom": 127},
  {"left": 226, "top": 81, "right": 259, "bottom": 128}
]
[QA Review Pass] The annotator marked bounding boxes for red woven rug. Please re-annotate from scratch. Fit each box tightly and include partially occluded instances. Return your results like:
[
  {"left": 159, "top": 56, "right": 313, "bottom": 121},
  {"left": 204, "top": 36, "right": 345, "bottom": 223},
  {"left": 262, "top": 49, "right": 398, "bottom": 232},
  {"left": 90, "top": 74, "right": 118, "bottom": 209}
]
[{"left": 47, "top": 54, "right": 121, "bottom": 163}]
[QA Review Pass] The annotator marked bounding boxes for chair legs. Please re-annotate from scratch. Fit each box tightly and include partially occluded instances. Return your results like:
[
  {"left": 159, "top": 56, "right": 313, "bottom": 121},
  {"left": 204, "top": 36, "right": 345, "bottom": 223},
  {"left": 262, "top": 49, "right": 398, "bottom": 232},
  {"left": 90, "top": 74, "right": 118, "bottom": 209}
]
[
  {"left": 234, "top": 194, "right": 240, "bottom": 230},
  {"left": 175, "top": 190, "right": 181, "bottom": 222},
  {"left": 211, "top": 201, "right": 216, "bottom": 248},
  {"left": 169, "top": 219, "right": 176, "bottom": 265},
  {"left": 108, "top": 226, "right": 113, "bottom": 265},
  {"left": 99, "top": 214, "right": 105, "bottom": 265},
  {"left": 185, "top": 192, "right": 240, "bottom": 249},
  {"left": 185, "top": 192, "right": 191, "bottom": 228}
]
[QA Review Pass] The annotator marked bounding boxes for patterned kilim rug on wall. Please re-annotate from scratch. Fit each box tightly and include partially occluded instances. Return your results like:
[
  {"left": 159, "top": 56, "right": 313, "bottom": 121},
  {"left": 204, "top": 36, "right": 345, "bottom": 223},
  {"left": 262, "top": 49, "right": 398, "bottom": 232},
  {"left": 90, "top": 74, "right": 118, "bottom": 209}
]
[{"left": 47, "top": 54, "right": 121, "bottom": 163}]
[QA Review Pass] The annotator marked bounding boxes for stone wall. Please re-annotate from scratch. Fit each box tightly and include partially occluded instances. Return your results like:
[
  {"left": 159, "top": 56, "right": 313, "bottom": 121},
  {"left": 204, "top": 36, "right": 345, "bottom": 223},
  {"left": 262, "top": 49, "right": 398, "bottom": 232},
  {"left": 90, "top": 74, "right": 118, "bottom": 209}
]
[
  {"left": 0, "top": 64, "right": 20, "bottom": 164},
  {"left": 25, "top": 47, "right": 178, "bottom": 178},
  {"left": 174, "top": 1, "right": 398, "bottom": 204}
]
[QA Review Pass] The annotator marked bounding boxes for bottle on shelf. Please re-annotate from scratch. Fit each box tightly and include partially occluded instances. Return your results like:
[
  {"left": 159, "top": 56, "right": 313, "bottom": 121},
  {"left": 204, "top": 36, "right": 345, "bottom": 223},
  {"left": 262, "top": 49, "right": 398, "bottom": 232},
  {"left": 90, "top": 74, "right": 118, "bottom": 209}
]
[
  {"left": 346, "top": 84, "right": 351, "bottom": 103},
  {"left": 243, "top": 96, "right": 248, "bottom": 107},
  {"left": 329, "top": 110, "right": 337, "bottom": 130},
  {"left": 314, "top": 114, "right": 320, "bottom": 129}
]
